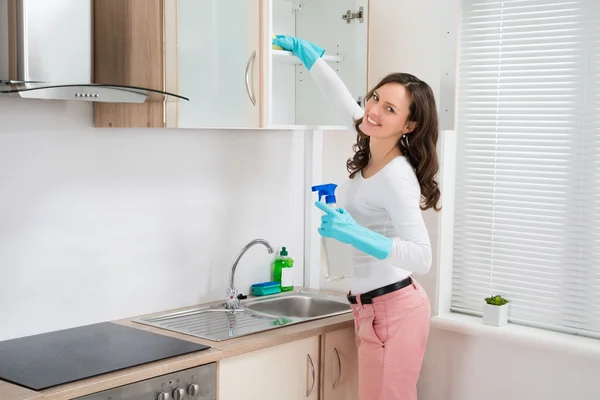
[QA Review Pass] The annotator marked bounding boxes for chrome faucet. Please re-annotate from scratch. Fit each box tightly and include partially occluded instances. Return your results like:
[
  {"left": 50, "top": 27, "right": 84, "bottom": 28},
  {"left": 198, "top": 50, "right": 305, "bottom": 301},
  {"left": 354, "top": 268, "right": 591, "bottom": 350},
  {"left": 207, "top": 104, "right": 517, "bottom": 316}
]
[{"left": 226, "top": 238, "right": 274, "bottom": 309}]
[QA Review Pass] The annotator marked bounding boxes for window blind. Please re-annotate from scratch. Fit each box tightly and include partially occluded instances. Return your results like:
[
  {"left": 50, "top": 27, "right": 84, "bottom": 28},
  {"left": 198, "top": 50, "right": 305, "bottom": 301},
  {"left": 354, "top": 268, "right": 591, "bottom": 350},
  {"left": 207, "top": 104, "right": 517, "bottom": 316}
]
[{"left": 452, "top": 0, "right": 600, "bottom": 338}]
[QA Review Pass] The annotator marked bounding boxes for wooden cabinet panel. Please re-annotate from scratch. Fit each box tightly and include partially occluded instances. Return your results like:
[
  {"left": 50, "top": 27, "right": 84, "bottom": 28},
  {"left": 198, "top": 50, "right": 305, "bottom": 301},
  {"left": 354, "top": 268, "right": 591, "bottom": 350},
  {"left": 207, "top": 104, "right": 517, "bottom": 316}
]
[
  {"left": 322, "top": 327, "right": 359, "bottom": 400},
  {"left": 93, "top": 0, "right": 165, "bottom": 128}
]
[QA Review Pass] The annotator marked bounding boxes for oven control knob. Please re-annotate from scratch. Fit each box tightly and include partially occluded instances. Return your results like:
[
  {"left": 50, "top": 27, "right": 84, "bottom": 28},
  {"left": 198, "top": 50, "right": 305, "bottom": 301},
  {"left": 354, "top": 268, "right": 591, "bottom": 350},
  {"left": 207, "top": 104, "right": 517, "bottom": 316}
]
[
  {"left": 173, "top": 388, "right": 186, "bottom": 400},
  {"left": 157, "top": 392, "right": 171, "bottom": 400},
  {"left": 187, "top": 384, "right": 200, "bottom": 397}
]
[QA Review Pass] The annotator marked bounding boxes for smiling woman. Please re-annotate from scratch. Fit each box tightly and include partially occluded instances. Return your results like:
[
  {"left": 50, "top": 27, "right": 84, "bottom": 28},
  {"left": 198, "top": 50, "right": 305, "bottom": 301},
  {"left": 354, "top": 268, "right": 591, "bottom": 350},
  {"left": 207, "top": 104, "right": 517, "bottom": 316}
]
[
  {"left": 272, "top": 34, "right": 441, "bottom": 400},
  {"left": 349, "top": 73, "right": 441, "bottom": 211}
]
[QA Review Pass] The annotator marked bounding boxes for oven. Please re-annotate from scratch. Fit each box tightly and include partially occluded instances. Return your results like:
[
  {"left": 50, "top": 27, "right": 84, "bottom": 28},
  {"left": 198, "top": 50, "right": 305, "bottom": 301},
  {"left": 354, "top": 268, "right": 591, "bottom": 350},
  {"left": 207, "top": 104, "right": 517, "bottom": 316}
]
[{"left": 73, "top": 363, "right": 216, "bottom": 400}]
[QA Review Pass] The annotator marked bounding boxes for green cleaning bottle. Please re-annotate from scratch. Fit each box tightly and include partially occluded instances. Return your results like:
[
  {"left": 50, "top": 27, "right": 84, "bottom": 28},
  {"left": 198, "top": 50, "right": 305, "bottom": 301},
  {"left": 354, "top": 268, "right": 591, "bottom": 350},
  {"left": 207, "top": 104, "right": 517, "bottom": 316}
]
[{"left": 273, "top": 246, "right": 294, "bottom": 292}]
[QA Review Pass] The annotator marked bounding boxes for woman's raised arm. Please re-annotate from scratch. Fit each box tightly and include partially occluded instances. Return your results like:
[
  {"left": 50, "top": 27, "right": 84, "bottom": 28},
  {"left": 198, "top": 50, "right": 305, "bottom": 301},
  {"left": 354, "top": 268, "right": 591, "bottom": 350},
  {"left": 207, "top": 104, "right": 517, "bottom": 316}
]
[{"left": 272, "top": 35, "right": 364, "bottom": 127}]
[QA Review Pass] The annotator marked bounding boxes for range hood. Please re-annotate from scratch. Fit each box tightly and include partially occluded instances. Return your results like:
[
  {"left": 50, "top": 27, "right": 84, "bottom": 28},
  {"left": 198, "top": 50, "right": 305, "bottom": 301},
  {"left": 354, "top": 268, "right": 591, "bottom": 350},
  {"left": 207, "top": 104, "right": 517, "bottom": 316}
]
[{"left": 0, "top": 0, "right": 188, "bottom": 103}]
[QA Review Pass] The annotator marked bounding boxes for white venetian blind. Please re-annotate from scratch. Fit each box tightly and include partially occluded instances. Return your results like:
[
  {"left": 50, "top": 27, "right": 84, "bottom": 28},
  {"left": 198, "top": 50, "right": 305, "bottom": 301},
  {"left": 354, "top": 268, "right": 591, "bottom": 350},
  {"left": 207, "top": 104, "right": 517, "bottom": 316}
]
[{"left": 452, "top": 0, "right": 600, "bottom": 338}]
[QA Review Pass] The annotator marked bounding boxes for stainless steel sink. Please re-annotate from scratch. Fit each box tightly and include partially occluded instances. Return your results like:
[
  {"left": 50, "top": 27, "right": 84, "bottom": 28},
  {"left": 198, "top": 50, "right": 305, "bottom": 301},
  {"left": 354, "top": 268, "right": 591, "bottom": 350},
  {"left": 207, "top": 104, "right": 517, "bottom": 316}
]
[
  {"left": 132, "top": 290, "right": 351, "bottom": 342},
  {"left": 133, "top": 238, "right": 351, "bottom": 341},
  {"left": 244, "top": 294, "right": 351, "bottom": 319}
]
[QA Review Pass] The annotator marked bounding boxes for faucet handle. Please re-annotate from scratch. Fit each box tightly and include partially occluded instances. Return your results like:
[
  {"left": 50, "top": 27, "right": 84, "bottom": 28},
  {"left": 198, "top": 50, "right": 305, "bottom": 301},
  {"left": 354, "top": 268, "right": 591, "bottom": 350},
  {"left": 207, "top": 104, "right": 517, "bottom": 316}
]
[{"left": 226, "top": 287, "right": 240, "bottom": 309}]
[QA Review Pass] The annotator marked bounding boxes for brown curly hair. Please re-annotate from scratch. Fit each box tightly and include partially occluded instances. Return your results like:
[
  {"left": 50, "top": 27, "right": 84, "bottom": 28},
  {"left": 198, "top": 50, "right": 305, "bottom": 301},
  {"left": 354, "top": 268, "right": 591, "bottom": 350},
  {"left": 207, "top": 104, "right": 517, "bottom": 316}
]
[{"left": 347, "top": 73, "right": 441, "bottom": 211}]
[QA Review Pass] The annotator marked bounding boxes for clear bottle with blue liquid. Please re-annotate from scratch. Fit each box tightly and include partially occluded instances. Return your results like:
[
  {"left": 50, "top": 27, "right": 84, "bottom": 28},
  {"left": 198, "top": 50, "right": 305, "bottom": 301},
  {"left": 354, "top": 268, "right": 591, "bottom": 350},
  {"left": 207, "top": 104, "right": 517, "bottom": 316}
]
[{"left": 312, "top": 183, "right": 353, "bottom": 281}]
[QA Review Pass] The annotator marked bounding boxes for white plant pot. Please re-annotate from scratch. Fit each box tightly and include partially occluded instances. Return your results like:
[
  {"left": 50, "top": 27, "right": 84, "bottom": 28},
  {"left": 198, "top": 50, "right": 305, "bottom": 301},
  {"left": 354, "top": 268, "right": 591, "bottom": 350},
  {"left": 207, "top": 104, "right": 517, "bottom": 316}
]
[{"left": 482, "top": 302, "right": 509, "bottom": 326}]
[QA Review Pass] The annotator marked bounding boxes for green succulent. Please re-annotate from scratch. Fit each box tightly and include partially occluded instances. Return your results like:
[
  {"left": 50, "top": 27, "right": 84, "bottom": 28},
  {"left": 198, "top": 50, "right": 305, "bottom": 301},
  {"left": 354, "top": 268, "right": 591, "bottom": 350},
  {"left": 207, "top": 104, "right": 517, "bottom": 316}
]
[{"left": 485, "top": 294, "right": 509, "bottom": 306}]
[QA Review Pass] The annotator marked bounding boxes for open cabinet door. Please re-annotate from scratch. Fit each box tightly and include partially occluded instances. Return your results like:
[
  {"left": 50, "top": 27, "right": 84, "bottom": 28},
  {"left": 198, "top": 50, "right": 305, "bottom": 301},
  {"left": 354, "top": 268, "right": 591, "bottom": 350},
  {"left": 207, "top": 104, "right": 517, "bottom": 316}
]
[
  {"left": 295, "top": 0, "right": 368, "bottom": 127},
  {"left": 265, "top": 0, "right": 368, "bottom": 128},
  {"left": 171, "top": 0, "right": 260, "bottom": 129},
  {"left": 367, "top": 0, "right": 446, "bottom": 119}
]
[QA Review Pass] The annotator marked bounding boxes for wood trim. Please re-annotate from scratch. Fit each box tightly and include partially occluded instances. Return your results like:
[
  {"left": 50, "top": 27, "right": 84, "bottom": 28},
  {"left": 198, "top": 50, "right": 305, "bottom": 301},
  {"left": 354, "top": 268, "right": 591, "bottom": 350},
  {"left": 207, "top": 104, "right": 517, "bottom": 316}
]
[
  {"left": 93, "top": 0, "right": 165, "bottom": 128},
  {"left": 7, "top": 0, "right": 17, "bottom": 80}
]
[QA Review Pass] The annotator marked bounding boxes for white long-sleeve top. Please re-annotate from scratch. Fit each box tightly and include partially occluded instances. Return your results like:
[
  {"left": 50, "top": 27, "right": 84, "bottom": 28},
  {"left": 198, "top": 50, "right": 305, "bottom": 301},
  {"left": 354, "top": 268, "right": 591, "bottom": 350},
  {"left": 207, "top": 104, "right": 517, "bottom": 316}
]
[{"left": 310, "top": 58, "right": 432, "bottom": 294}]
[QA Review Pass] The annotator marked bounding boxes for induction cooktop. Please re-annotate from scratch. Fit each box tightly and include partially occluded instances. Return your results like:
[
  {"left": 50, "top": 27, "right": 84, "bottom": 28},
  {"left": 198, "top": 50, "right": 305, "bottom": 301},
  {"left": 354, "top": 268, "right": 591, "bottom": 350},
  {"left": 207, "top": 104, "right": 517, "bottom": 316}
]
[{"left": 0, "top": 321, "right": 210, "bottom": 391}]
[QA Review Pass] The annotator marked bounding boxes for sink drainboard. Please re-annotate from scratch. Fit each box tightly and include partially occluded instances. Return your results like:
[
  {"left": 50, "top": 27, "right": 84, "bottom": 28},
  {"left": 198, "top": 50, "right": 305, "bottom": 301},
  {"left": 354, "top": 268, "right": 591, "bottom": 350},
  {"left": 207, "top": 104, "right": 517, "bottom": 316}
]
[{"left": 134, "top": 308, "right": 292, "bottom": 342}]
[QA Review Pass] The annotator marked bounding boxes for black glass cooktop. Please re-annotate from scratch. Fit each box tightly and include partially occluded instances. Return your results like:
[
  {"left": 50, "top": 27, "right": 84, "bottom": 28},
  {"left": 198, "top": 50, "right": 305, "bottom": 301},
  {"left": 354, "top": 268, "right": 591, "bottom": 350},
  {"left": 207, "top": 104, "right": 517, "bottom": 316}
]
[{"left": 0, "top": 322, "right": 210, "bottom": 390}]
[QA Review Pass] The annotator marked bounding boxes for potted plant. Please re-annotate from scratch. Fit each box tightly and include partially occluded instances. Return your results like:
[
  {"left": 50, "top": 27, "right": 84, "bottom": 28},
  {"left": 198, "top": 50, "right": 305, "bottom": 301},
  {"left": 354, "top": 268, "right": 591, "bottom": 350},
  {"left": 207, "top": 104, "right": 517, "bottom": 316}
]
[{"left": 483, "top": 294, "right": 509, "bottom": 326}]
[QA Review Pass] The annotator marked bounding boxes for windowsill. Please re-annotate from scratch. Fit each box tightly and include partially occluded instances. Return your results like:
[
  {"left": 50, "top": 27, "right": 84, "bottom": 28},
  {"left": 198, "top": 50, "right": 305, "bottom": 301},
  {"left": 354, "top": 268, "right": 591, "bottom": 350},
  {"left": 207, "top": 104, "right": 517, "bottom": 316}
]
[{"left": 431, "top": 312, "right": 600, "bottom": 360}]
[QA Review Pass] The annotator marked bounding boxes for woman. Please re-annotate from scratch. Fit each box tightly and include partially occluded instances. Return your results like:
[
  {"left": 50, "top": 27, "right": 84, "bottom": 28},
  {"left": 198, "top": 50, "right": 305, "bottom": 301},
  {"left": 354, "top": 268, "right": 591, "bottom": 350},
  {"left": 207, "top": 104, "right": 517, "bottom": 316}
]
[{"left": 273, "top": 36, "right": 440, "bottom": 400}]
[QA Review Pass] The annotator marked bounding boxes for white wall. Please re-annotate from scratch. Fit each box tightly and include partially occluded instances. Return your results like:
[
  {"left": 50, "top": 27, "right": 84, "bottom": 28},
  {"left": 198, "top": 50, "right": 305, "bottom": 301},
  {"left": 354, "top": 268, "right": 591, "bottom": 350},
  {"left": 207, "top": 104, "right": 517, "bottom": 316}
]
[
  {"left": 0, "top": 98, "right": 305, "bottom": 341},
  {"left": 419, "top": 328, "right": 600, "bottom": 400}
]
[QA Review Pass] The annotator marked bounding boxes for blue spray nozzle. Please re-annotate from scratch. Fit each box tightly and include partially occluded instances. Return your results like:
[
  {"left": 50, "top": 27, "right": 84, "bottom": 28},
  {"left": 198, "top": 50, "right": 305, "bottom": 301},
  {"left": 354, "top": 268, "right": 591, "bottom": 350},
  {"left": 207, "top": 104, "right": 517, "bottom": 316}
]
[{"left": 311, "top": 183, "right": 338, "bottom": 204}]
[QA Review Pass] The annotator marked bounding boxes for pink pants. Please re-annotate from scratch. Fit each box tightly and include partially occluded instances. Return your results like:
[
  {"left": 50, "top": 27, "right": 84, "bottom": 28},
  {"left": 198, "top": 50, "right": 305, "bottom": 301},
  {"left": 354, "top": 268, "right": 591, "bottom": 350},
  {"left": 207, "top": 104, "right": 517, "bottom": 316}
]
[{"left": 350, "top": 278, "right": 431, "bottom": 400}]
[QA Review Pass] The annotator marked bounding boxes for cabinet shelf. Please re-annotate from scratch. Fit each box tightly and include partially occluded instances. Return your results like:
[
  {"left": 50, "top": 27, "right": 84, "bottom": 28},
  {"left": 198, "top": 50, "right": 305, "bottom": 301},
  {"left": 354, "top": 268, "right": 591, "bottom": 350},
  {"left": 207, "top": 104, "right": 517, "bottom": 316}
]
[{"left": 272, "top": 49, "right": 343, "bottom": 65}]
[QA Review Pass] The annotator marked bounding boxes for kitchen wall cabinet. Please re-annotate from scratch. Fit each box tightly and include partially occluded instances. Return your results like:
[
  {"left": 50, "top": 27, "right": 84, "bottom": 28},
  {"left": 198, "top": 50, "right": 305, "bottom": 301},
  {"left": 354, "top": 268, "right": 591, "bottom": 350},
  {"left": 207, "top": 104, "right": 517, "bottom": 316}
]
[
  {"left": 263, "top": 0, "right": 369, "bottom": 129},
  {"left": 93, "top": 0, "right": 369, "bottom": 129},
  {"left": 170, "top": 0, "right": 369, "bottom": 130},
  {"left": 322, "top": 327, "right": 359, "bottom": 400},
  {"left": 218, "top": 336, "right": 320, "bottom": 400},
  {"left": 165, "top": 0, "right": 261, "bottom": 129},
  {"left": 93, "top": 0, "right": 261, "bottom": 129}
]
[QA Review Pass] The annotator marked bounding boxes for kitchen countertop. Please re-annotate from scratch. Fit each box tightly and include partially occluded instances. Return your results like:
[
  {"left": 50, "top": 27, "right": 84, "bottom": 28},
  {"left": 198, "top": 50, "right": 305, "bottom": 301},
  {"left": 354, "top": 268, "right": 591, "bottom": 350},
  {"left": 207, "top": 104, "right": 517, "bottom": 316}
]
[{"left": 0, "top": 288, "right": 354, "bottom": 400}]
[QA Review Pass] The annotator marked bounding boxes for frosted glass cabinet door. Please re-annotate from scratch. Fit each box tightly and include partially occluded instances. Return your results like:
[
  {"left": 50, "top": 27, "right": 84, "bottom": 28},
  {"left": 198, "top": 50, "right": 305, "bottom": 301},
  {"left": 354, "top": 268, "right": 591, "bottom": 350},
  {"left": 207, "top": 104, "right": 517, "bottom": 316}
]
[{"left": 171, "top": 0, "right": 260, "bottom": 129}]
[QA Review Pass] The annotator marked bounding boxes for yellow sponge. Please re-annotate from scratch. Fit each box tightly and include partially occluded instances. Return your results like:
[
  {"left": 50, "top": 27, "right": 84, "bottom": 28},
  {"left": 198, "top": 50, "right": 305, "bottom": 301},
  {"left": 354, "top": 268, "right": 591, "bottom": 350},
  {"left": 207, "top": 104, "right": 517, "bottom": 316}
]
[{"left": 272, "top": 33, "right": 283, "bottom": 50}]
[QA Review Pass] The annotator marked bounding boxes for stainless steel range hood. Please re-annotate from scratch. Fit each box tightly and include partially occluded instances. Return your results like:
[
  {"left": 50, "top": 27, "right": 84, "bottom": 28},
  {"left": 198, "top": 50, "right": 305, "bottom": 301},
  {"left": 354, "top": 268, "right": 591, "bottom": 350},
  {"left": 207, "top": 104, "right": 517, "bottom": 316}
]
[{"left": 0, "top": 0, "right": 188, "bottom": 103}]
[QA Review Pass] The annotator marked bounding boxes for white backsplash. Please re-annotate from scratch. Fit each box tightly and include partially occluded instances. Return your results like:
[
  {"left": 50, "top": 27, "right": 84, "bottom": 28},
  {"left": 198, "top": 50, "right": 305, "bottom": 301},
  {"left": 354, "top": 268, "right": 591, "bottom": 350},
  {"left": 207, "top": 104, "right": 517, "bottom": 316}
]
[{"left": 0, "top": 99, "right": 305, "bottom": 341}]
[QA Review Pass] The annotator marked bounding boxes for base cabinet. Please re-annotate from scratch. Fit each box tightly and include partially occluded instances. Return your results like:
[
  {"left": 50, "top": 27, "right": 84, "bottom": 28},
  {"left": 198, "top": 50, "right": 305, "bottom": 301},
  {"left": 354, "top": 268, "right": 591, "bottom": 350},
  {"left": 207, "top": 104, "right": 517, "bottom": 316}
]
[
  {"left": 217, "top": 327, "right": 358, "bottom": 400},
  {"left": 218, "top": 336, "right": 320, "bottom": 400},
  {"left": 322, "top": 327, "right": 359, "bottom": 400}
]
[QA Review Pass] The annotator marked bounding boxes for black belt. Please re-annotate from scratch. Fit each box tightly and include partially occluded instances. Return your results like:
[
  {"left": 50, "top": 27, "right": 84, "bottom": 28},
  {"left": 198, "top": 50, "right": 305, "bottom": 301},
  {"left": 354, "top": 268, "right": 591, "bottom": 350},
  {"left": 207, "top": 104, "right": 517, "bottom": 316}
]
[{"left": 347, "top": 276, "right": 413, "bottom": 305}]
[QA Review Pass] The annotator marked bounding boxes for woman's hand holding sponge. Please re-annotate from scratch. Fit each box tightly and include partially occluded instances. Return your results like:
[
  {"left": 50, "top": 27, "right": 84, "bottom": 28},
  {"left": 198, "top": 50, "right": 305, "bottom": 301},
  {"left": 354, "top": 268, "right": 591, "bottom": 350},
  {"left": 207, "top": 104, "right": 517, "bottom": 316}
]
[
  {"left": 272, "top": 34, "right": 284, "bottom": 50},
  {"left": 271, "top": 35, "right": 325, "bottom": 70}
]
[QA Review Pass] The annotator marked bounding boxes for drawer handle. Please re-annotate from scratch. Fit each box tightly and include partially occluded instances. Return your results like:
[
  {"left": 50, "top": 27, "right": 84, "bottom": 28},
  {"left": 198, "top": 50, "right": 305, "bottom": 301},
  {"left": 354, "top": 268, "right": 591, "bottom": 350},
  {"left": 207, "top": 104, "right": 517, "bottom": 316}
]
[
  {"left": 306, "top": 353, "right": 315, "bottom": 397},
  {"left": 332, "top": 347, "right": 341, "bottom": 389},
  {"left": 245, "top": 50, "right": 257, "bottom": 106}
]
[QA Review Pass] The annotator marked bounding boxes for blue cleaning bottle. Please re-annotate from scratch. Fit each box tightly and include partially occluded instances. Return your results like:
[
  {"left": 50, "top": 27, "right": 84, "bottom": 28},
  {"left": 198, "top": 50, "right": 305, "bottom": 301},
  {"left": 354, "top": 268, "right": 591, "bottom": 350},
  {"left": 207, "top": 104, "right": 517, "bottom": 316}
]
[{"left": 311, "top": 183, "right": 353, "bottom": 281}]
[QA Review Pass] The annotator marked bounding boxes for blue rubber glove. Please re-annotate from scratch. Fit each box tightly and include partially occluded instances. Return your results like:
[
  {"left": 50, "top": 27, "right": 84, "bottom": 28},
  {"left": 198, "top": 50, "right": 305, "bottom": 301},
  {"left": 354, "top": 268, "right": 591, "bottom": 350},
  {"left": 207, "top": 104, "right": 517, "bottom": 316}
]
[
  {"left": 315, "top": 201, "right": 393, "bottom": 260},
  {"left": 272, "top": 35, "right": 325, "bottom": 70}
]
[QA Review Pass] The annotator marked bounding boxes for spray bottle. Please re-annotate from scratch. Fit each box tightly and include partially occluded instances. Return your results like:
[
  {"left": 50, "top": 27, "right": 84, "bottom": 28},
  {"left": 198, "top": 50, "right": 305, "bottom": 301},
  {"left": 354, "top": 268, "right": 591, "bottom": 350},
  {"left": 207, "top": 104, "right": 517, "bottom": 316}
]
[{"left": 311, "top": 183, "right": 352, "bottom": 281}]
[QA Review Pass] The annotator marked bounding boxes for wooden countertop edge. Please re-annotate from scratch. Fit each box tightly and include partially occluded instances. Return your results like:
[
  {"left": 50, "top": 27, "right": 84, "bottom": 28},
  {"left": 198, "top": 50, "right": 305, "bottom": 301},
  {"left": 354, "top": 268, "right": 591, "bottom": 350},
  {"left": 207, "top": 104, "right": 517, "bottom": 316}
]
[{"left": 0, "top": 289, "right": 354, "bottom": 400}]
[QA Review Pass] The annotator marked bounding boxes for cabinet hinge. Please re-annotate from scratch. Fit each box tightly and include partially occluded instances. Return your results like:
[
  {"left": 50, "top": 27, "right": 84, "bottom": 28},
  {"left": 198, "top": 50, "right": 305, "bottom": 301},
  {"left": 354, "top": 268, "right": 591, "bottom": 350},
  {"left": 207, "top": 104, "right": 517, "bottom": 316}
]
[{"left": 342, "top": 6, "right": 364, "bottom": 24}]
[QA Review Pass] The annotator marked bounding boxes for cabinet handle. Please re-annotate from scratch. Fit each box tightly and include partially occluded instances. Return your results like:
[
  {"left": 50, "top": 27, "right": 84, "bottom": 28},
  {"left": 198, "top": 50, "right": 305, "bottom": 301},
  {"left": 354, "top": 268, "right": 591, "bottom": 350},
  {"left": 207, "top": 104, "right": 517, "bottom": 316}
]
[
  {"left": 306, "top": 353, "right": 315, "bottom": 397},
  {"left": 245, "top": 50, "right": 257, "bottom": 106},
  {"left": 332, "top": 347, "right": 341, "bottom": 390}
]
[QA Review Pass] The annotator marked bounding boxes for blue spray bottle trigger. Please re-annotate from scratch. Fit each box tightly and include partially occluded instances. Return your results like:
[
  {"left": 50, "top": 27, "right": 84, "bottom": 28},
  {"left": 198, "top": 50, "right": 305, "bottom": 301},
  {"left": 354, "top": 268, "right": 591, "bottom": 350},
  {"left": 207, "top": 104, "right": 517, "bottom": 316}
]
[{"left": 311, "top": 183, "right": 338, "bottom": 205}]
